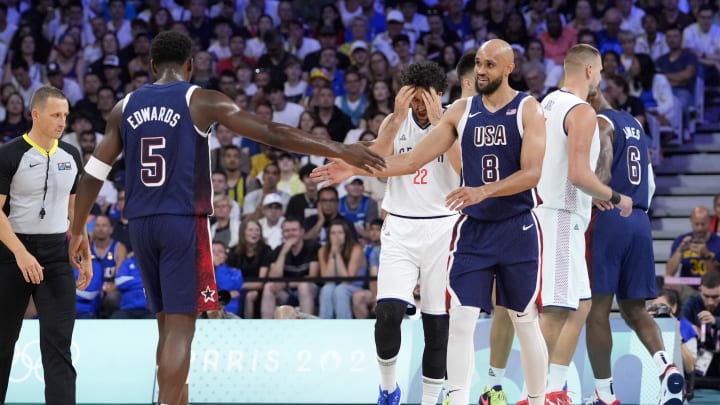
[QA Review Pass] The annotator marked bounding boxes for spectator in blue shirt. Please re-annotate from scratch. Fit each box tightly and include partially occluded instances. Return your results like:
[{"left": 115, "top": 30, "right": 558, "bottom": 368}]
[
  {"left": 111, "top": 256, "right": 153, "bottom": 319},
  {"left": 212, "top": 241, "right": 244, "bottom": 316},
  {"left": 74, "top": 261, "right": 104, "bottom": 319}
]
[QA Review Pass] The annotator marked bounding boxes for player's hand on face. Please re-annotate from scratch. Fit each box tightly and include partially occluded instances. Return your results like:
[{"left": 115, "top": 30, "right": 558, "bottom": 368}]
[
  {"left": 445, "top": 186, "right": 491, "bottom": 211},
  {"left": 616, "top": 193, "right": 633, "bottom": 217},
  {"left": 421, "top": 88, "right": 443, "bottom": 126},
  {"left": 339, "top": 143, "right": 386, "bottom": 173},
  {"left": 394, "top": 86, "right": 416, "bottom": 118},
  {"left": 15, "top": 249, "right": 43, "bottom": 284}
]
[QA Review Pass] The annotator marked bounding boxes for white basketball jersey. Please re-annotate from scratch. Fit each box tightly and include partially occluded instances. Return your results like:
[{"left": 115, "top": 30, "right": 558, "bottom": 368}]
[
  {"left": 538, "top": 90, "right": 599, "bottom": 221},
  {"left": 382, "top": 110, "right": 460, "bottom": 217}
]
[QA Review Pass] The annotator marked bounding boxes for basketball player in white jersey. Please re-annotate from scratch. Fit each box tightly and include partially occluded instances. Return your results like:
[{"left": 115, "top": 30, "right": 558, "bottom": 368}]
[
  {"left": 314, "top": 39, "right": 550, "bottom": 405},
  {"left": 519, "top": 44, "right": 633, "bottom": 405},
  {"left": 361, "top": 61, "right": 461, "bottom": 405}
]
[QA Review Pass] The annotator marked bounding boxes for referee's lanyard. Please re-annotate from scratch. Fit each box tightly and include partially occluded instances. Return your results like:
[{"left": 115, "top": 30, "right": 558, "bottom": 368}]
[{"left": 38, "top": 149, "right": 50, "bottom": 220}]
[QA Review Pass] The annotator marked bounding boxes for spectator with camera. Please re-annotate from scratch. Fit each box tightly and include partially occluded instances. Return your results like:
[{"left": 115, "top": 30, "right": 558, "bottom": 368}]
[
  {"left": 681, "top": 271, "right": 720, "bottom": 379},
  {"left": 649, "top": 288, "right": 698, "bottom": 400},
  {"left": 666, "top": 206, "right": 720, "bottom": 300}
]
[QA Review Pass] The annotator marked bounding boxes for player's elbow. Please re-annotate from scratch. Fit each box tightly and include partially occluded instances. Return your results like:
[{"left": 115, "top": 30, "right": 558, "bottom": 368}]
[
  {"left": 525, "top": 166, "right": 542, "bottom": 187},
  {"left": 567, "top": 166, "right": 589, "bottom": 188}
]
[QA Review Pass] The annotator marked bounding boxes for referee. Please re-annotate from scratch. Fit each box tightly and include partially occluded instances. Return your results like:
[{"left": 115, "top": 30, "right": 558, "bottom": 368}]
[{"left": 0, "top": 86, "right": 91, "bottom": 405}]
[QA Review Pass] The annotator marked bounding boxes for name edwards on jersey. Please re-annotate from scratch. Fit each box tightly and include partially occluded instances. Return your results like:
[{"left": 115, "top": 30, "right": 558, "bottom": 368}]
[{"left": 126, "top": 105, "right": 181, "bottom": 129}]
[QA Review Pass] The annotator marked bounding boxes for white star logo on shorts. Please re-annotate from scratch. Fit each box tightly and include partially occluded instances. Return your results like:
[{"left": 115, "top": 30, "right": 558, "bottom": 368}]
[{"left": 201, "top": 286, "right": 216, "bottom": 303}]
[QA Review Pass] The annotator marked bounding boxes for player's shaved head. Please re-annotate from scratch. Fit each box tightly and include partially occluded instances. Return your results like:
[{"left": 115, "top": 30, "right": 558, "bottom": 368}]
[
  {"left": 477, "top": 39, "right": 514, "bottom": 67},
  {"left": 564, "top": 44, "right": 601, "bottom": 74}
]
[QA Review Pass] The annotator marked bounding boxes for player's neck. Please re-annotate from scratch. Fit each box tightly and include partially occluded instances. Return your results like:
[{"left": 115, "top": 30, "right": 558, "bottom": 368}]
[
  {"left": 561, "top": 80, "right": 588, "bottom": 100},
  {"left": 481, "top": 86, "right": 518, "bottom": 112},
  {"left": 26, "top": 130, "right": 57, "bottom": 152},
  {"left": 154, "top": 69, "right": 185, "bottom": 84}
]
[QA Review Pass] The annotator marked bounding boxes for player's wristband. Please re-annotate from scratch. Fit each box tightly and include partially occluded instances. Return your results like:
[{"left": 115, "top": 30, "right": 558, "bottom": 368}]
[
  {"left": 84, "top": 156, "right": 112, "bottom": 181},
  {"left": 609, "top": 190, "right": 621, "bottom": 204}
]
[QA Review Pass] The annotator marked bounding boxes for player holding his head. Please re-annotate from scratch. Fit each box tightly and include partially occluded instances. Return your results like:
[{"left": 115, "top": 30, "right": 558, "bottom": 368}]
[
  {"left": 68, "top": 30, "right": 383, "bottom": 405},
  {"left": 363, "top": 60, "right": 460, "bottom": 405}
]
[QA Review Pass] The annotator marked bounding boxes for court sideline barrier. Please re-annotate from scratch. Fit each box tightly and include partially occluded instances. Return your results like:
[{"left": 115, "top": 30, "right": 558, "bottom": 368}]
[{"left": 8, "top": 317, "right": 681, "bottom": 404}]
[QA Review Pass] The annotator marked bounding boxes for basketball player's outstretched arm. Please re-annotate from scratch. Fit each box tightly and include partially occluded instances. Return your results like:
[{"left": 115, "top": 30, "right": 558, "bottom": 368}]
[
  {"left": 311, "top": 99, "right": 464, "bottom": 183},
  {"left": 445, "top": 97, "right": 547, "bottom": 211},
  {"left": 191, "top": 89, "right": 386, "bottom": 172}
]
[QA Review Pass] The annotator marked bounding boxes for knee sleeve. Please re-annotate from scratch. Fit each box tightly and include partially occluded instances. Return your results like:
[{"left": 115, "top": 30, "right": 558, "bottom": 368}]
[
  {"left": 507, "top": 306, "right": 547, "bottom": 398},
  {"left": 374, "top": 300, "right": 408, "bottom": 359},
  {"left": 506, "top": 304, "right": 538, "bottom": 325},
  {"left": 421, "top": 313, "right": 449, "bottom": 380}
]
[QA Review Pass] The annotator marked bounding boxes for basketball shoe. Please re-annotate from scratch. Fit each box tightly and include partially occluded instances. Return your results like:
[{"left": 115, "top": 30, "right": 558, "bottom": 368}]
[
  {"left": 659, "top": 364, "right": 684, "bottom": 405},
  {"left": 377, "top": 384, "right": 401, "bottom": 405},
  {"left": 478, "top": 385, "right": 507, "bottom": 405}
]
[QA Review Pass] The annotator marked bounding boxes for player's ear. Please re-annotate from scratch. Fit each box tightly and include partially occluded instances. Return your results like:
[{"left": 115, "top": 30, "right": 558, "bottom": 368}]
[{"left": 185, "top": 58, "right": 193, "bottom": 76}]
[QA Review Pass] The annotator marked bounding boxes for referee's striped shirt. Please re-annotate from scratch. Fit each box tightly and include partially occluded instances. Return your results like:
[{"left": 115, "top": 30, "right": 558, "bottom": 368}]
[{"left": 0, "top": 134, "right": 82, "bottom": 235}]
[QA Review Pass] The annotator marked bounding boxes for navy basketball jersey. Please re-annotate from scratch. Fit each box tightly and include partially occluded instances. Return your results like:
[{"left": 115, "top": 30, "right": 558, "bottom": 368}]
[
  {"left": 456, "top": 93, "right": 540, "bottom": 221},
  {"left": 597, "top": 109, "right": 651, "bottom": 211},
  {"left": 120, "top": 82, "right": 212, "bottom": 219}
]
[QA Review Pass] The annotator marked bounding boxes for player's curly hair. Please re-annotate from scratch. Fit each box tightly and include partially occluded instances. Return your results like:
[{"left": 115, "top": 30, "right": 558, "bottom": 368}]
[
  {"left": 150, "top": 30, "right": 192, "bottom": 67},
  {"left": 400, "top": 61, "right": 447, "bottom": 93}
]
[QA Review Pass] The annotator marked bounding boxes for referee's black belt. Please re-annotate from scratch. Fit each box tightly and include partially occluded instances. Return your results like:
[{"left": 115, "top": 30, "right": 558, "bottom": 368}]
[{"left": 15, "top": 233, "right": 67, "bottom": 242}]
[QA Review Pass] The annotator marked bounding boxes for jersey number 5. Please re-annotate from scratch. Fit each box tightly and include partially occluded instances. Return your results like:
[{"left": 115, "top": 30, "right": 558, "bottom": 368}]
[
  {"left": 413, "top": 168, "right": 428, "bottom": 184},
  {"left": 141, "top": 137, "right": 166, "bottom": 187}
]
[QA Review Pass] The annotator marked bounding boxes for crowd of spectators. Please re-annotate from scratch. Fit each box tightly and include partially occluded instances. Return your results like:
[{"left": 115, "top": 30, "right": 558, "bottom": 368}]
[{"left": 5, "top": 0, "right": 719, "bottom": 320}]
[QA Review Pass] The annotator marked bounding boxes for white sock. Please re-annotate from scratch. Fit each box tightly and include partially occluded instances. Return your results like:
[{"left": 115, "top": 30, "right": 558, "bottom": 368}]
[
  {"left": 446, "top": 305, "right": 480, "bottom": 405},
  {"left": 595, "top": 377, "right": 615, "bottom": 402},
  {"left": 421, "top": 376, "right": 444, "bottom": 405},
  {"left": 653, "top": 351, "right": 670, "bottom": 375},
  {"left": 378, "top": 355, "right": 398, "bottom": 392},
  {"left": 547, "top": 363, "right": 568, "bottom": 392},
  {"left": 488, "top": 366, "right": 505, "bottom": 389}
]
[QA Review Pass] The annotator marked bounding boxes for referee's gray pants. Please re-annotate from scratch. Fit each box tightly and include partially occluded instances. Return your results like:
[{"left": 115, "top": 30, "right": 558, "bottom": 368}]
[{"left": 0, "top": 233, "right": 77, "bottom": 405}]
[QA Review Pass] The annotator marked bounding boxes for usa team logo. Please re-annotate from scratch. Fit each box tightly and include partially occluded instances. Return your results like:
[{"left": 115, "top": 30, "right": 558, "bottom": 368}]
[{"left": 57, "top": 162, "right": 72, "bottom": 170}]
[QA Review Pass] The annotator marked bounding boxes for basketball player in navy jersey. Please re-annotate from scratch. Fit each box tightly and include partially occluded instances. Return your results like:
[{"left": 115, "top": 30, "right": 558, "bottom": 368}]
[
  {"left": 584, "top": 88, "right": 684, "bottom": 405},
  {"left": 314, "top": 39, "right": 550, "bottom": 405},
  {"left": 67, "top": 31, "right": 384, "bottom": 405}
]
